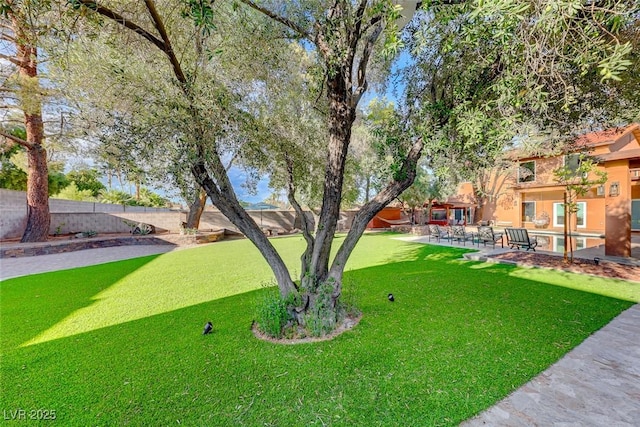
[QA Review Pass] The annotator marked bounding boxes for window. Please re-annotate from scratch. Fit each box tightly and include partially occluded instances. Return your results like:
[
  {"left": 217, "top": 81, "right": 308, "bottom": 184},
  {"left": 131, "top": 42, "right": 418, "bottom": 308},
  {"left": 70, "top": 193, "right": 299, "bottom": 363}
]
[
  {"left": 633, "top": 200, "right": 640, "bottom": 231},
  {"left": 522, "top": 201, "right": 536, "bottom": 221},
  {"left": 565, "top": 153, "right": 581, "bottom": 173},
  {"left": 564, "top": 153, "right": 588, "bottom": 178},
  {"left": 453, "top": 209, "right": 465, "bottom": 223},
  {"left": 431, "top": 209, "right": 446, "bottom": 221},
  {"left": 518, "top": 161, "right": 536, "bottom": 183},
  {"left": 553, "top": 202, "right": 586, "bottom": 228}
]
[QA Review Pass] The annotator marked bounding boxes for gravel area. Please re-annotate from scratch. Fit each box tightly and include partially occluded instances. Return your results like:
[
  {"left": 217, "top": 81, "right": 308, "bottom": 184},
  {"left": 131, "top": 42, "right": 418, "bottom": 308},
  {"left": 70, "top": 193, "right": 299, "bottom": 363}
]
[{"left": 490, "top": 251, "right": 640, "bottom": 282}]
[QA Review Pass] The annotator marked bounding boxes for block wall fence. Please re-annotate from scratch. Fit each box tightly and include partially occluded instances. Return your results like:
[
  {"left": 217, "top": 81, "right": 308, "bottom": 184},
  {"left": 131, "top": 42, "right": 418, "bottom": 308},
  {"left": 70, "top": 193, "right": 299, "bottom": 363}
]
[{"left": 0, "top": 189, "right": 327, "bottom": 240}]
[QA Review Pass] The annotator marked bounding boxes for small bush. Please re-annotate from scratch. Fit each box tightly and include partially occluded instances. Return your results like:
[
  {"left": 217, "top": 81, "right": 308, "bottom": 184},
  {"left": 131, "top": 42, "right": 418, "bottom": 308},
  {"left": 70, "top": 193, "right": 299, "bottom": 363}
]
[
  {"left": 304, "top": 279, "right": 360, "bottom": 337},
  {"left": 255, "top": 285, "right": 292, "bottom": 339},
  {"left": 304, "top": 280, "right": 338, "bottom": 337}
]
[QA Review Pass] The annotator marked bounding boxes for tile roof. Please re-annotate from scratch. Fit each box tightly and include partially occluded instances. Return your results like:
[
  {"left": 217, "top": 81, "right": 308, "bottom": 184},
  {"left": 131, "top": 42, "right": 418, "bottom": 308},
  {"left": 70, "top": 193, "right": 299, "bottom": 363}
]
[
  {"left": 575, "top": 123, "right": 640, "bottom": 148},
  {"left": 596, "top": 148, "right": 640, "bottom": 162}
]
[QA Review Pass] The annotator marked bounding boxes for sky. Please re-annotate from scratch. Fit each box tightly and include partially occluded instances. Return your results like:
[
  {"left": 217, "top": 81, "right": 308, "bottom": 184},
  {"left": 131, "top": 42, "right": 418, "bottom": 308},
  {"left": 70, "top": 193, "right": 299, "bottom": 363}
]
[{"left": 229, "top": 166, "right": 272, "bottom": 204}]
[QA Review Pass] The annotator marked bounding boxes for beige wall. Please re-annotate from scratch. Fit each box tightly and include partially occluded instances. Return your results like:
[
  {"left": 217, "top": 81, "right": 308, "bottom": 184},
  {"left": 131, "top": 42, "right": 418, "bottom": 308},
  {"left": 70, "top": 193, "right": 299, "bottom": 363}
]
[
  {"left": 604, "top": 160, "right": 632, "bottom": 257},
  {"left": 463, "top": 148, "right": 635, "bottom": 237},
  {"left": 0, "top": 189, "right": 315, "bottom": 239}
]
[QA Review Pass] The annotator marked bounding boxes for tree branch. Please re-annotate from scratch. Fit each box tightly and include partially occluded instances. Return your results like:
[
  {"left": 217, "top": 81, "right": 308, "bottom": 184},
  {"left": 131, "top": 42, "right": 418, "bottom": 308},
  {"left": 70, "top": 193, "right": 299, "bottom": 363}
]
[
  {"left": 285, "top": 155, "right": 314, "bottom": 242},
  {"left": 0, "top": 129, "right": 31, "bottom": 148},
  {"left": 0, "top": 52, "right": 27, "bottom": 68},
  {"left": 143, "top": 0, "right": 188, "bottom": 85},
  {"left": 237, "top": 0, "right": 311, "bottom": 40},
  {"left": 74, "top": 0, "right": 166, "bottom": 52},
  {"left": 284, "top": 155, "right": 315, "bottom": 277},
  {"left": 351, "top": 0, "right": 368, "bottom": 48},
  {"left": 0, "top": 32, "right": 17, "bottom": 43},
  {"left": 329, "top": 137, "right": 424, "bottom": 278},
  {"left": 352, "top": 23, "right": 383, "bottom": 107}
]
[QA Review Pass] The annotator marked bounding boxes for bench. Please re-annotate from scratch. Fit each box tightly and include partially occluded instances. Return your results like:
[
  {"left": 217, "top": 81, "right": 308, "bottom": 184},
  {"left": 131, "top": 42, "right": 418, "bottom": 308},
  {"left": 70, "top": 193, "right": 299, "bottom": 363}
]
[
  {"left": 505, "top": 228, "right": 538, "bottom": 251},
  {"left": 450, "top": 225, "right": 474, "bottom": 246},
  {"left": 476, "top": 226, "right": 503, "bottom": 248},
  {"left": 428, "top": 224, "right": 450, "bottom": 243}
]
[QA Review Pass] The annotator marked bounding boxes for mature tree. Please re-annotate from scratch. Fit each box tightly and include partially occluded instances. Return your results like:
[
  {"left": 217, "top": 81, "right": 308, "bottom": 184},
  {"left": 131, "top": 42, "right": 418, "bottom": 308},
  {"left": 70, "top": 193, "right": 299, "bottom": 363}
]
[
  {"left": 232, "top": 0, "right": 425, "bottom": 333},
  {"left": 553, "top": 153, "right": 607, "bottom": 263},
  {"left": 0, "top": 0, "right": 51, "bottom": 241},
  {"left": 68, "top": 0, "right": 424, "bottom": 335},
  {"left": 53, "top": 3, "right": 251, "bottom": 230}
]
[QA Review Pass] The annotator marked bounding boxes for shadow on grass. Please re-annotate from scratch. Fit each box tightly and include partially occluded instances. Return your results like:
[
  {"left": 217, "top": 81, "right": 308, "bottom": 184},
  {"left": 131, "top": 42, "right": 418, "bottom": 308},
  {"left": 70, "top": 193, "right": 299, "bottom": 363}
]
[
  {"left": 5, "top": 234, "right": 415, "bottom": 349},
  {"left": 1, "top": 242, "right": 633, "bottom": 426},
  {"left": 0, "top": 255, "right": 163, "bottom": 351},
  {"left": 508, "top": 265, "right": 640, "bottom": 303}
]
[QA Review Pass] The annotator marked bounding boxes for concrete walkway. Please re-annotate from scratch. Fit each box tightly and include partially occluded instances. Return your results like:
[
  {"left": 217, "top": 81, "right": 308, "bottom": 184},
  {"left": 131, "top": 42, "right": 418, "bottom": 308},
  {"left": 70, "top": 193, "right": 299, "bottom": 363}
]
[
  {"left": 2, "top": 238, "right": 640, "bottom": 425},
  {"left": 0, "top": 245, "right": 177, "bottom": 281},
  {"left": 461, "top": 305, "right": 640, "bottom": 426}
]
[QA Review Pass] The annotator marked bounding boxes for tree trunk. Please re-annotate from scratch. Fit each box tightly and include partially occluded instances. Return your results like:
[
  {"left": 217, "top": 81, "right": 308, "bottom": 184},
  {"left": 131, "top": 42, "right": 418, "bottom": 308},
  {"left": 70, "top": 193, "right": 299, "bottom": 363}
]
[
  {"left": 22, "top": 143, "right": 50, "bottom": 242},
  {"left": 185, "top": 187, "right": 207, "bottom": 229},
  {"left": 192, "top": 161, "right": 298, "bottom": 299},
  {"left": 475, "top": 201, "right": 485, "bottom": 225},
  {"left": 294, "top": 74, "right": 355, "bottom": 326},
  {"left": 307, "top": 75, "right": 355, "bottom": 283},
  {"left": 12, "top": 13, "right": 50, "bottom": 243}
]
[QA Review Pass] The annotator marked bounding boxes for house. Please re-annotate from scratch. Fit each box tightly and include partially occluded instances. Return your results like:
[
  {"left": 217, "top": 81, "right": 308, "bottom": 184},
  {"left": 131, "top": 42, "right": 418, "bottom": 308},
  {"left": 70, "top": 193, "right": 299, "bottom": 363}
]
[
  {"left": 423, "top": 182, "right": 477, "bottom": 225},
  {"left": 451, "top": 124, "right": 640, "bottom": 258}
]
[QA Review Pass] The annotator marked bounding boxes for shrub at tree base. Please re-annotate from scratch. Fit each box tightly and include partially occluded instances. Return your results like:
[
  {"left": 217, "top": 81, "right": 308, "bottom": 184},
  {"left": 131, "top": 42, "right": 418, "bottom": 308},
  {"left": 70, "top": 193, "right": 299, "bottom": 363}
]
[
  {"left": 304, "top": 280, "right": 343, "bottom": 337},
  {"left": 254, "top": 287, "right": 294, "bottom": 339},
  {"left": 255, "top": 279, "right": 361, "bottom": 340}
]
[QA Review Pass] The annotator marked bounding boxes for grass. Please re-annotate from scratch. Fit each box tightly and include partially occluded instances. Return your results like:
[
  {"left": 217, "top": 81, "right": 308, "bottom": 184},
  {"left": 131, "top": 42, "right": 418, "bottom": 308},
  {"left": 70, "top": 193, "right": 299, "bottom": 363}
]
[{"left": 1, "top": 233, "right": 637, "bottom": 425}]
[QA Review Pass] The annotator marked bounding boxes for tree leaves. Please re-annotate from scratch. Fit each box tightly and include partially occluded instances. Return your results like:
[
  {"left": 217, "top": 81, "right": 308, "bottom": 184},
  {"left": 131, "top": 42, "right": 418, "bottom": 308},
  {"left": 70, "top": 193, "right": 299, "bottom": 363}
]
[
  {"left": 598, "top": 42, "right": 633, "bottom": 81},
  {"left": 181, "top": 0, "right": 216, "bottom": 36}
]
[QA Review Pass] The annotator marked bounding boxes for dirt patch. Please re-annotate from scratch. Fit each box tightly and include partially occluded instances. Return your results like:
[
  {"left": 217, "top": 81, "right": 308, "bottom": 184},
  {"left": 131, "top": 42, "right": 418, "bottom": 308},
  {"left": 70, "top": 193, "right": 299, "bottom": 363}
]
[
  {"left": 0, "top": 232, "right": 134, "bottom": 245},
  {"left": 490, "top": 252, "right": 640, "bottom": 283},
  {"left": 252, "top": 313, "right": 362, "bottom": 345}
]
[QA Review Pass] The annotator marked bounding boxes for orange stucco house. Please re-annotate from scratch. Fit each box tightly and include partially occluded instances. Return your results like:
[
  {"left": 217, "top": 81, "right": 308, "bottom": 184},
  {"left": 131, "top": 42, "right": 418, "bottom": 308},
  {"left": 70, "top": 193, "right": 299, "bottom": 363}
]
[{"left": 451, "top": 124, "right": 640, "bottom": 258}]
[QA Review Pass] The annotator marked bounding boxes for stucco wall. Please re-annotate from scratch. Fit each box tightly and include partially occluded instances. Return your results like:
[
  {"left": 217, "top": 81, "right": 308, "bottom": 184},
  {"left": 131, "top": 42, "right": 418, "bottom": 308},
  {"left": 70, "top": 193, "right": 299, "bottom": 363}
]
[
  {"left": 49, "top": 212, "right": 185, "bottom": 235},
  {"left": 1, "top": 189, "right": 178, "bottom": 239},
  {"left": 0, "top": 190, "right": 28, "bottom": 240},
  {"left": 0, "top": 189, "right": 316, "bottom": 239}
]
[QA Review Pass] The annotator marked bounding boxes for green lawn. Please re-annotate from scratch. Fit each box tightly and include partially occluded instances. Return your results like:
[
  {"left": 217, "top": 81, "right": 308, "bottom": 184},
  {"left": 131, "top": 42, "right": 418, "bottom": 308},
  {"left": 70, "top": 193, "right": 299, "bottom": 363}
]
[{"left": 1, "top": 233, "right": 636, "bottom": 425}]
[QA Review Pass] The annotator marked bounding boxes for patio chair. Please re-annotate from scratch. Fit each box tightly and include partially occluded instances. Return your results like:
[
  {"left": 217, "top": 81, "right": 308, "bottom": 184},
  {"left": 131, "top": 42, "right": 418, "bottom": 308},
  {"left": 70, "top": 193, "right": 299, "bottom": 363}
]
[
  {"left": 505, "top": 228, "right": 538, "bottom": 251},
  {"left": 476, "top": 226, "right": 504, "bottom": 248},
  {"left": 428, "top": 224, "right": 450, "bottom": 243},
  {"left": 450, "top": 225, "right": 474, "bottom": 246}
]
